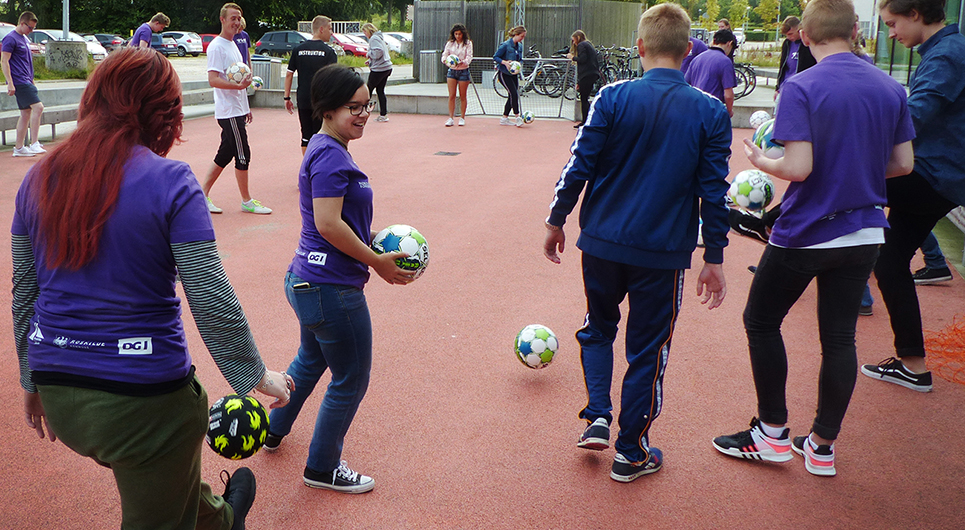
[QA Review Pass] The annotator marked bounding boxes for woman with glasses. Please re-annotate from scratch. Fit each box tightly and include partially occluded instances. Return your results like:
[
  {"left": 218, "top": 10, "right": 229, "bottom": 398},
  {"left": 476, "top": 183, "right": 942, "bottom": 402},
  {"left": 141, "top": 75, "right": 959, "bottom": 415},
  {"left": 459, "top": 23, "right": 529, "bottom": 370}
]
[{"left": 263, "top": 64, "right": 414, "bottom": 494}]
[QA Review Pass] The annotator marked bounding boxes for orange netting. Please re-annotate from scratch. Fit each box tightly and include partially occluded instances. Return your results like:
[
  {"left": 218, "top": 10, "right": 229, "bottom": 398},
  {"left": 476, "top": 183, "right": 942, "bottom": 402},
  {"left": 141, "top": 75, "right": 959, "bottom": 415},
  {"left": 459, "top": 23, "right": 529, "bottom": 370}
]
[{"left": 924, "top": 317, "right": 965, "bottom": 386}]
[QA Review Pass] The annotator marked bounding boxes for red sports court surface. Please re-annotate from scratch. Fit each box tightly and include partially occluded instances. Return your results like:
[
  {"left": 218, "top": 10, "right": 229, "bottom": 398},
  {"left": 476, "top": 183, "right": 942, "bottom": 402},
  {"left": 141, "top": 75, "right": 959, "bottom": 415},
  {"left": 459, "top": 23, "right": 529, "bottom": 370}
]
[{"left": 1, "top": 111, "right": 963, "bottom": 529}]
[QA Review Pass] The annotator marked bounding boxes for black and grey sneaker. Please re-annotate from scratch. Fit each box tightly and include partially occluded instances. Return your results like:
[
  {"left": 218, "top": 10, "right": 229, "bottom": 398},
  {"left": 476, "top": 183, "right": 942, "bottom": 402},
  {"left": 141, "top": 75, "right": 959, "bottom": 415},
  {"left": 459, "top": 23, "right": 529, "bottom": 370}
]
[
  {"left": 912, "top": 266, "right": 953, "bottom": 285},
  {"left": 304, "top": 461, "right": 375, "bottom": 493},
  {"left": 713, "top": 417, "right": 793, "bottom": 462},
  {"left": 860, "top": 357, "right": 932, "bottom": 392},
  {"left": 577, "top": 418, "right": 610, "bottom": 451},
  {"left": 221, "top": 467, "right": 256, "bottom": 530},
  {"left": 610, "top": 448, "right": 663, "bottom": 482},
  {"left": 261, "top": 433, "right": 283, "bottom": 452},
  {"left": 728, "top": 208, "right": 769, "bottom": 244}
]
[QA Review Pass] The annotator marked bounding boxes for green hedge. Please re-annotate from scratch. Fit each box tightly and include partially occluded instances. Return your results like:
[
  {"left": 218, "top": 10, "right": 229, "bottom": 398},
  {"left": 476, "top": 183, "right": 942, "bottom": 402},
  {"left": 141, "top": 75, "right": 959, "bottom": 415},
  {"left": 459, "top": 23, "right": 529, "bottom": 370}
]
[{"left": 744, "top": 29, "right": 780, "bottom": 42}]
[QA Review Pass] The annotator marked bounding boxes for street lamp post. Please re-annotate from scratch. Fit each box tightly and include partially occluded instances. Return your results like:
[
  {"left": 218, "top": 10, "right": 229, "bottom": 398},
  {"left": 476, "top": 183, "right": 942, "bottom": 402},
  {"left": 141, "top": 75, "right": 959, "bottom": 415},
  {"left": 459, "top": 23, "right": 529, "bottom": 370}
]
[
  {"left": 744, "top": 6, "right": 749, "bottom": 34},
  {"left": 776, "top": 1, "right": 782, "bottom": 43}
]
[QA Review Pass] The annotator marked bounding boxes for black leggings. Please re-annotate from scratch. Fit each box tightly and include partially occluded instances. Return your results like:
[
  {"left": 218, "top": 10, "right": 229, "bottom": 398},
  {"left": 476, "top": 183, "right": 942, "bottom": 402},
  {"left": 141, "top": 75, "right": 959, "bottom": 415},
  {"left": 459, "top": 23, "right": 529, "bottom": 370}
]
[
  {"left": 499, "top": 71, "right": 519, "bottom": 116},
  {"left": 578, "top": 78, "right": 596, "bottom": 124},
  {"left": 367, "top": 69, "right": 391, "bottom": 116}
]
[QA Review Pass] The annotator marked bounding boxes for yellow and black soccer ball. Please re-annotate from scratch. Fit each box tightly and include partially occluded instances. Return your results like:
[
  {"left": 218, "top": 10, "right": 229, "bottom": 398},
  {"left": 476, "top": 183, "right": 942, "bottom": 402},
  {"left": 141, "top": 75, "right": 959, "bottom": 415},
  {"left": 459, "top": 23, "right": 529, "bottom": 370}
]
[{"left": 206, "top": 394, "right": 269, "bottom": 460}]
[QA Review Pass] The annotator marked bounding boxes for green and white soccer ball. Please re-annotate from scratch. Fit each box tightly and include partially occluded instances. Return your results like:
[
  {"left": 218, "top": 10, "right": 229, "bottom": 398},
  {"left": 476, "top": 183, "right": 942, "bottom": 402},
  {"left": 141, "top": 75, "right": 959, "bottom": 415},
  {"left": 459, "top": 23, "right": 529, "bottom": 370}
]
[
  {"left": 372, "top": 224, "right": 430, "bottom": 280},
  {"left": 508, "top": 61, "right": 522, "bottom": 75},
  {"left": 521, "top": 111, "right": 535, "bottom": 124},
  {"left": 206, "top": 394, "right": 269, "bottom": 460},
  {"left": 728, "top": 169, "right": 775, "bottom": 212},
  {"left": 515, "top": 324, "right": 558, "bottom": 369},
  {"left": 445, "top": 54, "right": 460, "bottom": 68},
  {"left": 753, "top": 118, "right": 784, "bottom": 159},
  {"left": 251, "top": 75, "right": 264, "bottom": 89},
  {"left": 225, "top": 62, "right": 251, "bottom": 84}
]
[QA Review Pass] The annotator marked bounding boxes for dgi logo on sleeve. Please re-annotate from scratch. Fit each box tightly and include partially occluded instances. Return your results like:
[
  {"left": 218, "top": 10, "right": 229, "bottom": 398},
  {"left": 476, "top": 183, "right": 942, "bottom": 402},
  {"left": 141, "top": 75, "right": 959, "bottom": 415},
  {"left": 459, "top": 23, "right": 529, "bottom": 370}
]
[{"left": 118, "top": 337, "right": 154, "bottom": 355}]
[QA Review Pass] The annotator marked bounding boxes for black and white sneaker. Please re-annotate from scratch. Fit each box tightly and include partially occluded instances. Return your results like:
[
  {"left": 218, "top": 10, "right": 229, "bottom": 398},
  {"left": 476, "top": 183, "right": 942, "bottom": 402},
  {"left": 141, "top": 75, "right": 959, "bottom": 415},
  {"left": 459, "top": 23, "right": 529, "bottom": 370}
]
[
  {"left": 221, "top": 467, "right": 256, "bottom": 530},
  {"left": 261, "top": 433, "right": 283, "bottom": 453},
  {"left": 577, "top": 418, "right": 610, "bottom": 450},
  {"left": 912, "top": 266, "right": 953, "bottom": 285},
  {"left": 860, "top": 357, "right": 932, "bottom": 392},
  {"left": 610, "top": 448, "right": 663, "bottom": 482},
  {"left": 713, "top": 417, "right": 793, "bottom": 462},
  {"left": 304, "top": 461, "right": 375, "bottom": 493},
  {"left": 728, "top": 208, "right": 769, "bottom": 244}
]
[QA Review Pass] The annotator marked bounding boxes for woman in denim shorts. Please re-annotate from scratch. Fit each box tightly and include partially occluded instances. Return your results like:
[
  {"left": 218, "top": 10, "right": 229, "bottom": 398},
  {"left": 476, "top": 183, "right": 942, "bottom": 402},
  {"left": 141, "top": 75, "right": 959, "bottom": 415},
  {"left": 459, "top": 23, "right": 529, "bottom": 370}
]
[{"left": 442, "top": 23, "right": 473, "bottom": 127}]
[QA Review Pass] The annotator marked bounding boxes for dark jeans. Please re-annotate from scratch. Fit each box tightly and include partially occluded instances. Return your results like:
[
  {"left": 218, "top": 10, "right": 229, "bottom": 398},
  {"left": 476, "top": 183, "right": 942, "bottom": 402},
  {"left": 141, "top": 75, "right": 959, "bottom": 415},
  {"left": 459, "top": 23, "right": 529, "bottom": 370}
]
[
  {"left": 367, "top": 69, "right": 392, "bottom": 116},
  {"left": 577, "top": 253, "right": 682, "bottom": 462},
  {"left": 744, "top": 243, "right": 879, "bottom": 441},
  {"left": 578, "top": 78, "right": 595, "bottom": 124},
  {"left": 876, "top": 172, "right": 957, "bottom": 358}
]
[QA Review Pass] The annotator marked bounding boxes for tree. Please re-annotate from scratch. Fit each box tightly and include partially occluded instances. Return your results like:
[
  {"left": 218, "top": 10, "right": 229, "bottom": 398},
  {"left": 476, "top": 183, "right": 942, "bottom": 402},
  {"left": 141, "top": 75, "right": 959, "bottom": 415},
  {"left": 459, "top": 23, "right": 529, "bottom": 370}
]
[
  {"left": 729, "top": 0, "right": 750, "bottom": 28},
  {"left": 705, "top": 0, "right": 720, "bottom": 30},
  {"left": 755, "top": 0, "right": 780, "bottom": 30}
]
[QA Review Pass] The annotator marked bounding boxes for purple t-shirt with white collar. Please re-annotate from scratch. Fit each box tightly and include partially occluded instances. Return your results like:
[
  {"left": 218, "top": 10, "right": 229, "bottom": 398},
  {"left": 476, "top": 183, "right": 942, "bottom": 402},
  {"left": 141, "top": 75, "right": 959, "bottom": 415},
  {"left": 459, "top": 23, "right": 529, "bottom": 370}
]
[
  {"left": 771, "top": 52, "right": 916, "bottom": 248},
  {"left": 12, "top": 146, "right": 216, "bottom": 385},
  {"left": 130, "top": 22, "right": 152, "bottom": 47},
  {"left": 290, "top": 134, "right": 373, "bottom": 289},
  {"left": 2, "top": 29, "right": 34, "bottom": 86},
  {"left": 684, "top": 47, "right": 736, "bottom": 103}
]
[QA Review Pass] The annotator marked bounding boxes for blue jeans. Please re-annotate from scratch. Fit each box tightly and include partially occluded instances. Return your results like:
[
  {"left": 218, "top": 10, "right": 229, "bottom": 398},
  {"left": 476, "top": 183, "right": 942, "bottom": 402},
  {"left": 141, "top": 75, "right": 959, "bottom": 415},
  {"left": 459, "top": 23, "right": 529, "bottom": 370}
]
[
  {"left": 745, "top": 244, "right": 878, "bottom": 440},
  {"left": 269, "top": 272, "right": 372, "bottom": 473},
  {"left": 920, "top": 231, "right": 946, "bottom": 270}
]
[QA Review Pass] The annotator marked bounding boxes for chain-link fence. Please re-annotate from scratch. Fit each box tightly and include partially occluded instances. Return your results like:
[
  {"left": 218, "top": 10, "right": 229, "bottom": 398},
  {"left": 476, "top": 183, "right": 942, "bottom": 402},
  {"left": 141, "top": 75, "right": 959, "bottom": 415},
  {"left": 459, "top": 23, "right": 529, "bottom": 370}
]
[{"left": 462, "top": 57, "right": 577, "bottom": 119}]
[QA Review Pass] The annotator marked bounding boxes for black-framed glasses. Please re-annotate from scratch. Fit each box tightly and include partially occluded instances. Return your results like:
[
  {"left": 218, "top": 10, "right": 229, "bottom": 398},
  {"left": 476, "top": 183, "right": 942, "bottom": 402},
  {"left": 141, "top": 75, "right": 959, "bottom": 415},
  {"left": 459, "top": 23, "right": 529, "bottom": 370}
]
[{"left": 343, "top": 100, "right": 376, "bottom": 116}]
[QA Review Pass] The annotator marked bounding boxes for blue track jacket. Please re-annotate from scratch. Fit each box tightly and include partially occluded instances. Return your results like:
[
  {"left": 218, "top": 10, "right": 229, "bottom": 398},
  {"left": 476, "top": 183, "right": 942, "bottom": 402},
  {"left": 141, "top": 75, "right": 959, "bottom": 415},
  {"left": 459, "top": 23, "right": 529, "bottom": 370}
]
[{"left": 547, "top": 68, "right": 731, "bottom": 269}]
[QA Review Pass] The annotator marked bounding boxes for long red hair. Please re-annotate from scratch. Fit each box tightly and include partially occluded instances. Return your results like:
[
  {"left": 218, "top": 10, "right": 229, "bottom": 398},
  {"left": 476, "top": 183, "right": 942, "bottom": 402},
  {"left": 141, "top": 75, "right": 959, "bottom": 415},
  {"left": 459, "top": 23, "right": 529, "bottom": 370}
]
[{"left": 32, "top": 47, "right": 183, "bottom": 270}]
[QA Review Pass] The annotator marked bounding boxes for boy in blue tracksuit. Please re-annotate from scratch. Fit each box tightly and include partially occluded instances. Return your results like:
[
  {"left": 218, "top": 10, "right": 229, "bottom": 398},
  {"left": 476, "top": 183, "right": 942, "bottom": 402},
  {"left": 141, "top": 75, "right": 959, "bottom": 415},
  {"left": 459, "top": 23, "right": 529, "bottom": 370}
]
[{"left": 543, "top": 3, "right": 731, "bottom": 483}]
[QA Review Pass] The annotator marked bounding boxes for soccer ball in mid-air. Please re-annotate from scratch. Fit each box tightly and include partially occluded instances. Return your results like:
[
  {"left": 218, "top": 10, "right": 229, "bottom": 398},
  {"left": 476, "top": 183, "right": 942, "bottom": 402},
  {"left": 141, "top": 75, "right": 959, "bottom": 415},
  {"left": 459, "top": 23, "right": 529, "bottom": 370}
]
[
  {"left": 753, "top": 119, "right": 784, "bottom": 159},
  {"left": 372, "top": 224, "right": 429, "bottom": 280},
  {"left": 508, "top": 61, "right": 522, "bottom": 75},
  {"left": 515, "top": 324, "right": 558, "bottom": 369},
  {"left": 250, "top": 75, "right": 264, "bottom": 89},
  {"left": 521, "top": 111, "right": 535, "bottom": 124},
  {"left": 207, "top": 394, "right": 269, "bottom": 460},
  {"left": 749, "top": 110, "right": 772, "bottom": 129},
  {"left": 445, "top": 54, "right": 460, "bottom": 68},
  {"left": 225, "top": 62, "right": 251, "bottom": 84},
  {"left": 728, "top": 169, "right": 775, "bottom": 212}
]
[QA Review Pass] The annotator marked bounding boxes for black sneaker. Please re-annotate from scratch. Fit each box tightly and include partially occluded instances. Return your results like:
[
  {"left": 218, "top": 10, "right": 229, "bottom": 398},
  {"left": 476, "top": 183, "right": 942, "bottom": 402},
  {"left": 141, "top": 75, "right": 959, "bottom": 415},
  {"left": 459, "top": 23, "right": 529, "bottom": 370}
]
[
  {"left": 577, "top": 418, "right": 610, "bottom": 450},
  {"left": 221, "top": 467, "right": 256, "bottom": 530},
  {"left": 728, "top": 208, "right": 769, "bottom": 244},
  {"left": 712, "top": 417, "right": 793, "bottom": 462},
  {"left": 912, "top": 266, "right": 953, "bottom": 285},
  {"left": 304, "top": 461, "right": 375, "bottom": 493},
  {"left": 860, "top": 357, "right": 932, "bottom": 392},
  {"left": 610, "top": 448, "right": 663, "bottom": 482},
  {"left": 748, "top": 265, "right": 757, "bottom": 274},
  {"left": 791, "top": 435, "right": 836, "bottom": 476},
  {"left": 261, "top": 433, "right": 283, "bottom": 452},
  {"left": 859, "top": 304, "right": 873, "bottom": 316}
]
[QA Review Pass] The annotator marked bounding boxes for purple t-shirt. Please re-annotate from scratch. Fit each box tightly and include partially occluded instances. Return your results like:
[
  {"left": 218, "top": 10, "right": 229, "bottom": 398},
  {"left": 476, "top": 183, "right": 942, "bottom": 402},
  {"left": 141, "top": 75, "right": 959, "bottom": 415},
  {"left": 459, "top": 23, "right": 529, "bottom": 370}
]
[
  {"left": 684, "top": 47, "right": 736, "bottom": 103},
  {"left": 131, "top": 23, "right": 152, "bottom": 48},
  {"left": 785, "top": 40, "right": 802, "bottom": 82},
  {"left": 12, "top": 146, "right": 216, "bottom": 385},
  {"left": 289, "top": 134, "right": 374, "bottom": 289},
  {"left": 680, "top": 37, "right": 708, "bottom": 75},
  {"left": 771, "top": 53, "right": 916, "bottom": 248},
  {"left": 1, "top": 29, "right": 34, "bottom": 86},
  {"left": 234, "top": 31, "right": 250, "bottom": 63}
]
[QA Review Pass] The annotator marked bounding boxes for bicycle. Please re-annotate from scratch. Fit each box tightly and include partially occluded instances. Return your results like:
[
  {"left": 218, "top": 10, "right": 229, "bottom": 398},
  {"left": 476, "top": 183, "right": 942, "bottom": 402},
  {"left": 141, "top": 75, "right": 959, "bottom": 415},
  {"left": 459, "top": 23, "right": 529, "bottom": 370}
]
[{"left": 734, "top": 62, "right": 757, "bottom": 99}]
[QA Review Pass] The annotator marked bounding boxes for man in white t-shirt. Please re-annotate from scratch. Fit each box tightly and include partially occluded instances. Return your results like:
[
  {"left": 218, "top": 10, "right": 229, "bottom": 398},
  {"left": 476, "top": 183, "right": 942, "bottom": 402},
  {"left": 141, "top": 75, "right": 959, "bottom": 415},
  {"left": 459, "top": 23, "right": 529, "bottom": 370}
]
[{"left": 202, "top": 2, "right": 271, "bottom": 214}]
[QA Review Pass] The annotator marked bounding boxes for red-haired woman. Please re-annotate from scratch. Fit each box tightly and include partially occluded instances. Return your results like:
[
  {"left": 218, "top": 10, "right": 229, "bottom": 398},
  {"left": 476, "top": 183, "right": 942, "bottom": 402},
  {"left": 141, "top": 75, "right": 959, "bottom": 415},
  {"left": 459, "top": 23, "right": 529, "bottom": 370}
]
[{"left": 11, "top": 47, "right": 292, "bottom": 530}]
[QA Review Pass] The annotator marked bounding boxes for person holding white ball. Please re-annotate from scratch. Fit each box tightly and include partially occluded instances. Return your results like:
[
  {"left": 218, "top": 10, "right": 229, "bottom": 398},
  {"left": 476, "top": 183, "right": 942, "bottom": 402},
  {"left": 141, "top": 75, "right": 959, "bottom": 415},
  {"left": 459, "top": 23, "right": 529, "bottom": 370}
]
[
  {"left": 263, "top": 64, "right": 414, "bottom": 494},
  {"left": 494, "top": 25, "right": 526, "bottom": 126},
  {"left": 442, "top": 23, "right": 473, "bottom": 127}
]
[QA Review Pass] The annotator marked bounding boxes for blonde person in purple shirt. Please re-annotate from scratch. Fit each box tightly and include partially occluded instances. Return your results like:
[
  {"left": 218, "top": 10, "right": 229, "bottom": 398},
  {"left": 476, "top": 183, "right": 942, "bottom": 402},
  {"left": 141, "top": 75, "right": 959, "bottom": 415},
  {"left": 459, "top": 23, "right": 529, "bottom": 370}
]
[
  {"left": 262, "top": 64, "right": 414, "bottom": 494},
  {"left": 1, "top": 11, "right": 44, "bottom": 157},
  {"left": 442, "top": 23, "right": 473, "bottom": 127},
  {"left": 130, "top": 12, "right": 169, "bottom": 48}
]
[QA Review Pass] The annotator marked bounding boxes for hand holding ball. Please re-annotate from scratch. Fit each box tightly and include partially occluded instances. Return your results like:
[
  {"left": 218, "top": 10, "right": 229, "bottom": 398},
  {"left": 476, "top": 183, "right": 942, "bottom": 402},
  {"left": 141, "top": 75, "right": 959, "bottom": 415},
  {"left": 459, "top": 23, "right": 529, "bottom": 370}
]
[
  {"left": 372, "top": 224, "right": 429, "bottom": 280},
  {"left": 225, "top": 62, "right": 252, "bottom": 85}
]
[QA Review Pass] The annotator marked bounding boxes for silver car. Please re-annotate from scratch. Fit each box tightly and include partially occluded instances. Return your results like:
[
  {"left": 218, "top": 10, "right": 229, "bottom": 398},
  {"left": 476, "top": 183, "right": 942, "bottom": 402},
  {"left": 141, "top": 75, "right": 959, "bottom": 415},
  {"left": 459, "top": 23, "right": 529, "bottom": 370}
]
[{"left": 162, "top": 31, "right": 204, "bottom": 57}]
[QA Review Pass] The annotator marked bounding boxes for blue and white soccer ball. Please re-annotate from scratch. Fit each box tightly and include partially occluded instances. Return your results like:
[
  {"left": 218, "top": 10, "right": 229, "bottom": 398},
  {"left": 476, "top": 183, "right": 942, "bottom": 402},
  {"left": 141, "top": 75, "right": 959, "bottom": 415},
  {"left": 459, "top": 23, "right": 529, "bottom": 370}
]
[
  {"left": 445, "top": 54, "right": 460, "bottom": 68},
  {"left": 250, "top": 76, "right": 264, "bottom": 89},
  {"left": 372, "top": 224, "right": 430, "bottom": 280},
  {"left": 508, "top": 61, "right": 522, "bottom": 75},
  {"left": 753, "top": 119, "right": 785, "bottom": 159},
  {"left": 728, "top": 169, "right": 775, "bottom": 212},
  {"left": 225, "top": 62, "right": 251, "bottom": 84},
  {"left": 514, "top": 324, "right": 558, "bottom": 369},
  {"left": 521, "top": 111, "right": 535, "bottom": 124},
  {"left": 749, "top": 110, "right": 772, "bottom": 129}
]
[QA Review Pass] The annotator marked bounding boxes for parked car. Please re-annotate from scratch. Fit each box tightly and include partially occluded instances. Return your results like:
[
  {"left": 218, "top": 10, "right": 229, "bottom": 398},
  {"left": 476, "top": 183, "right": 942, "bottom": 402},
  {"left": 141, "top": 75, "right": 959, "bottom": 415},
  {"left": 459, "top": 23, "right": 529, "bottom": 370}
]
[
  {"left": 385, "top": 32, "right": 412, "bottom": 43},
  {"left": 254, "top": 30, "right": 312, "bottom": 56},
  {"left": 29, "top": 29, "right": 107, "bottom": 60},
  {"left": 200, "top": 33, "right": 218, "bottom": 53},
  {"left": 0, "top": 25, "right": 44, "bottom": 56},
  {"left": 162, "top": 31, "right": 204, "bottom": 57},
  {"left": 331, "top": 33, "right": 367, "bottom": 56},
  {"left": 150, "top": 34, "right": 178, "bottom": 56},
  {"left": 91, "top": 33, "right": 124, "bottom": 53},
  {"left": 733, "top": 28, "right": 746, "bottom": 46}
]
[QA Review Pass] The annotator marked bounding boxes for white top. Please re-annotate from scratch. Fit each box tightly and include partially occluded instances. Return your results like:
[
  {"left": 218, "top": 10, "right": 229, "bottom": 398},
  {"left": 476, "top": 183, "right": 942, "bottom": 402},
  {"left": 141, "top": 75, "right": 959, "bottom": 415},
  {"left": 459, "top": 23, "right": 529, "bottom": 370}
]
[{"left": 207, "top": 36, "right": 249, "bottom": 119}]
